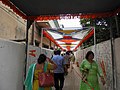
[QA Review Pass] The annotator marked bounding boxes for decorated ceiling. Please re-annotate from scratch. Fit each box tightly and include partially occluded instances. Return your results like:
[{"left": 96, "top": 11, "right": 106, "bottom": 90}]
[
  {"left": 0, "top": 0, "right": 119, "bottom": 51},
  {"left": 43, "top": 27, "right": 94, "bottom": 51},
  {"left": 0, "top": 0, "right": 120, "bottom": 20}
]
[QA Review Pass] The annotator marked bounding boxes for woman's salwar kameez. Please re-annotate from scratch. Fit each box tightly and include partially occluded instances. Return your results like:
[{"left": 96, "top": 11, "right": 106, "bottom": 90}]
[{"left": 80, "top": 59, "right": 103, "bottom": 90}]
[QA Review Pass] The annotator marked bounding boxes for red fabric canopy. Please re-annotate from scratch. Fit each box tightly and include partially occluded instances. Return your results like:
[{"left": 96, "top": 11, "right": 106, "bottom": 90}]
[
  {"left": 74, "top": 29, "right": 94, "bottom": 51},
  {"left": 45, "top": 28, "right": 93, "bottom": 51},
  {"left": 66, "top": 46, "right": 71, "bottom": 51},
  {"left": 1, "top": 0, "right": 120, "bottom": 20},
  {"left": 1, "top": 0, "right": 119, "bottom": 51},
  {"left": 63, "top": 36, "right": 72, "bottom": 39},
  {"left": 58, "top": 39, "right": 78, "bottom": 43},
  {"left": 43, "top": 30, "right": 64, "bottom": 50}
]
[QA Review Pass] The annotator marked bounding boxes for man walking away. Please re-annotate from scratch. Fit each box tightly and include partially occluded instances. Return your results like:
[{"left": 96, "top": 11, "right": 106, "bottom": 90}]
[{"left": 52, "top": 50, "right": 65, "bottom": 90}]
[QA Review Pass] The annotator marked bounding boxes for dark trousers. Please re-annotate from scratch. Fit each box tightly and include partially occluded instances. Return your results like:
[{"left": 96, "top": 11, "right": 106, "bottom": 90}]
[{"left": 54, "top": 73, "right": 64, "bottom": 90}]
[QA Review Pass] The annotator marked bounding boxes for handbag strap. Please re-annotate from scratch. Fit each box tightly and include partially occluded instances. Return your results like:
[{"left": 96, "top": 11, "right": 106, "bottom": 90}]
[{"left": 43, "top": 62, "right": 48, "bottom": 72}]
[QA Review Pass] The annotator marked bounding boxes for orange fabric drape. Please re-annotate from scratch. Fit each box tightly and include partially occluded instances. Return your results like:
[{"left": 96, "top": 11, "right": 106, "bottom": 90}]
[
  {"left": 58, "top": 39, "right": 77, "bottom": 43},
  {"left": 43, "top": 30, "right": 64, "bottom": 50},
  {"left": 66, "top": 46, "right": 70, "bottom": 51},
  {"left": 74, "top": 29, "right": 94, "bottom": 51},
  {"left": 1, "top": 0, "right": 120, "bottom": 20}
]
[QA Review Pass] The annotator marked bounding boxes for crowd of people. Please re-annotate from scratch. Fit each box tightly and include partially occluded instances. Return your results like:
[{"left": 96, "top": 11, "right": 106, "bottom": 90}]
[{"left": 24, "top": 50, "right": 105, "bottom": 90}]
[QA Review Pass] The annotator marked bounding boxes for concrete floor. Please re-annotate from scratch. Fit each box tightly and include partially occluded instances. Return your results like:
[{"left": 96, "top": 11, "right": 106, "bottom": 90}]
[
  {"left": 63, "top": 65, "right": 80, "bottom": 90},
  {"left": 52, "top": 64, "right": 106, "bottom": 90},
  {"left": 52, "top": 64, "right": 81, "bottom": 90}
]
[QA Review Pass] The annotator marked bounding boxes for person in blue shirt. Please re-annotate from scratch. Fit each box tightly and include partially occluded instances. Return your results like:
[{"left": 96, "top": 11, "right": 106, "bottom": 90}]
[{"left": 52, "top": 50, "right": 65, "bottom": 90}]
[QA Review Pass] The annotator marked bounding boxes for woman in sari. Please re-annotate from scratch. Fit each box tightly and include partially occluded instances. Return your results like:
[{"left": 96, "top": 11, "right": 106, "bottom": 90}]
[
  {"left": 24, "top": 54, "right": 57, "bottom": 90},
  {"left": 80, "top": 51, "right": 105, "bottom": 90}
]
